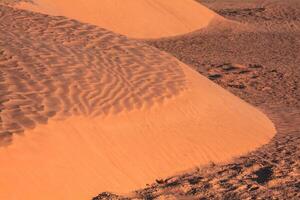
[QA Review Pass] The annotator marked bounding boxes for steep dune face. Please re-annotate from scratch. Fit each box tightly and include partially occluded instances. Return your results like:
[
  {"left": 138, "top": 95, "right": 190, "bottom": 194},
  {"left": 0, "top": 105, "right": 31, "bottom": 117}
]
[
  {"left": 15, "top": 0, "right": 217, "bottom": 38},
  {"left": 0, "top": 5, "right": 275, "bottom": 200}
]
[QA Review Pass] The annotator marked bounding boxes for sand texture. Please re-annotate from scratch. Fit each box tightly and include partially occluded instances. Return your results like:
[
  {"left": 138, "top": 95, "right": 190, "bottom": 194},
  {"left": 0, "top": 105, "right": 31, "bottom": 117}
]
[
  {"left": 95, "top": 0, "right": 300, "bottom": 199},
  {"left": 0, "top": 3, "right": 276, "bottom": 200},
  {"left": 15, "top": 0, "right": 217, "bottom": 39}
]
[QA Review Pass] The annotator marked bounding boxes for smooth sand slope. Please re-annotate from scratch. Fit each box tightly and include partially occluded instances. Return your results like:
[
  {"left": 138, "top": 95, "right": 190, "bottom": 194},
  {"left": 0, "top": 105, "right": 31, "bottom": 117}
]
[
  {"left": 113, "top": 1, "right": 299, "bottom": 199},
  {"left": 15, "top": 0, "right": 217, "bottom": 39},
  {"left": 0, "top": 4, "right": 275, "bottom": 200}
]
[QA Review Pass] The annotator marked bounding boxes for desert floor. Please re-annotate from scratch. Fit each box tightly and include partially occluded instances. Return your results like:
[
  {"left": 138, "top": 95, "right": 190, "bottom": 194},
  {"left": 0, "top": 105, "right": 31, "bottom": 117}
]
[
  {"left": 0, "top": 0, "right": 299, "bottom": 200},
  {"left": 94, "top": 0, "right": 300, "bottom": 199}
]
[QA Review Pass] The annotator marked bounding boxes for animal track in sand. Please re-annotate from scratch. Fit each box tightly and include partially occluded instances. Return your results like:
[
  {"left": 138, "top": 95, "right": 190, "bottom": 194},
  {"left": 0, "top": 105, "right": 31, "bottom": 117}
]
[{"left": 0, "top": 5, "right": 186, "bottom": 145}]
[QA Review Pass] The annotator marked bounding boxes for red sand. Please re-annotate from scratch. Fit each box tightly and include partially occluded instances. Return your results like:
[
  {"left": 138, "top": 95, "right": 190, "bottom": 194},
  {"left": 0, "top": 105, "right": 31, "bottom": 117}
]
[
  {"left": 0, "top": 2, "right": 275, "bottom": 200},
  {"left": 16, "top": 0, "right": 218, "bottom": 38}
]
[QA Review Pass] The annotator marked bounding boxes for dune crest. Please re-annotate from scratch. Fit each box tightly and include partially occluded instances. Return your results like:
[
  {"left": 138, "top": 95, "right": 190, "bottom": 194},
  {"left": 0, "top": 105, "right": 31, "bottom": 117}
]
[
  {"left": 0, "top": 5, "right": 275, "bottom": 200},
  {"left": 15, "top": 0, "right": 217, "bottom": 38}
]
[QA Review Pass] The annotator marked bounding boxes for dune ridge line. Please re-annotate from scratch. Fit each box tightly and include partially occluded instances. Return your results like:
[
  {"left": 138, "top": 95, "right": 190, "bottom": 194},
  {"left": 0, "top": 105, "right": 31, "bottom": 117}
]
[
  {"left": 0, "top": 4, "right": 275, "bottom": 200},
  {"left": 15, "top": 0, "right": 218, "bottom": 38}
]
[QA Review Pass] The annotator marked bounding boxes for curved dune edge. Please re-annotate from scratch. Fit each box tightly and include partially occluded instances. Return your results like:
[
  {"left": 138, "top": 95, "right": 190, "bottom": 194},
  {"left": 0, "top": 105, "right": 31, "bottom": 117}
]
[
  {"left": 0, "top": 3, "right": 275, "bottom": 200},
  {"left": 15, "top": 0, "right": 218, "bottom": 39},
  {"left": 0, "top": 60, "right": 275, "bottom": 200}
]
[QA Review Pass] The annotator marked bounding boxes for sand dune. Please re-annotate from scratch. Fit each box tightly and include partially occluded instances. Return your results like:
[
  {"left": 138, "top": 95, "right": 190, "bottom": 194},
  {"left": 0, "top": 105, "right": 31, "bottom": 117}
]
[
  {"left": 111, "top": 1, "right": 299, "bottom": 199},
  {"left": 15, "top": 0, "right": 217, "bottom": 38},
  {"left": 0, "top": 4, "right": 275, "bottom": 200}
]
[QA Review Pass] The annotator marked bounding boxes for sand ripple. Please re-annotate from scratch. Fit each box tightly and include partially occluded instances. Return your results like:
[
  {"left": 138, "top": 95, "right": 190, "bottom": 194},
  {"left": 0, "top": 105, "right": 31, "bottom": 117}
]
[
  {"left": 0, "top": 4, "right": 276, "bottom": 200},
  {"left": 0, "top": 6, "right": 186, "bottom": 145}
]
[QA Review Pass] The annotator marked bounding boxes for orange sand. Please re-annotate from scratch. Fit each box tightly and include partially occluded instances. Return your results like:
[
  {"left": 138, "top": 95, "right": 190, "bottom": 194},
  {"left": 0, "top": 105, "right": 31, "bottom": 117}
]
[
  {"left": 0, "top": 2, "right": 275, "bottom": 200},
  {"left": 0, "top": 61, "right": 275, "bottom": 200},
  {"left": 16, "top": 0, "right": 217, "bottom": 38}
]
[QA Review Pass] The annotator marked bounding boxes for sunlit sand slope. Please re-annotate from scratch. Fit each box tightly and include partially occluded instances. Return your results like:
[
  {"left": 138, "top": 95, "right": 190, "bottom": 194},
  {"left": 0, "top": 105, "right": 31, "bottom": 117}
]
[
  {"left": 0, "top": 6, "right": 275, "bottom": 200},
  {"left": 15, "top": 0, "right": 217, "bottom": 38}
]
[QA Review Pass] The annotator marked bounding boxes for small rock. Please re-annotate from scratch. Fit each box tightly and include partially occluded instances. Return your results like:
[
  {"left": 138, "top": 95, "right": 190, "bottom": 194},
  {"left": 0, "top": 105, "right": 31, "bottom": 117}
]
[{"left": 208, "top": 73, "right": 222, "bottom": 80}]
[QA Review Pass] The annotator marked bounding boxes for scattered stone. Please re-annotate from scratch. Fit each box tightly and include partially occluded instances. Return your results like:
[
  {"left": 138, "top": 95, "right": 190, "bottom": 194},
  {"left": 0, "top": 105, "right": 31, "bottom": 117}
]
[{"left": 208, "top": 73, "right": 222, "bottom": 80}]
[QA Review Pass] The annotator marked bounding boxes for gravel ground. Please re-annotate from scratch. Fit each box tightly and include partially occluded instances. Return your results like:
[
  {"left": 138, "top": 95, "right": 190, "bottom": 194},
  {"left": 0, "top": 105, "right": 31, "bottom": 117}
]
[{"left": 94, "top": 1, "right": 300, "bottom": 199}]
